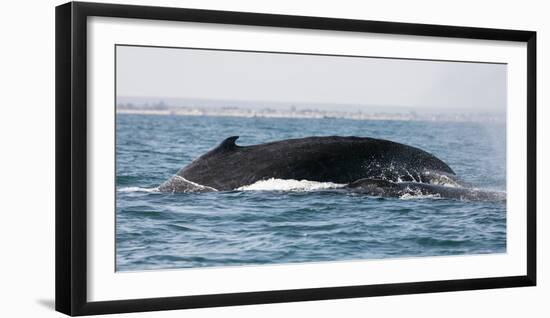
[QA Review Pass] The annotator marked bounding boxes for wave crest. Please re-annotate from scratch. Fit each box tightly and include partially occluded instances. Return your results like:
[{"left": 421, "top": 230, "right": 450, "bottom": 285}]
[{"left": 118, "top": 186, "right": 159, "bottom": 193}]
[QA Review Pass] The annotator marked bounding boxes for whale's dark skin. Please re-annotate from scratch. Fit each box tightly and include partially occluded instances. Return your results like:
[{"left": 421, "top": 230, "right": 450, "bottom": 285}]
[{"left": 159, "top": 136, "right": 460, "bottom": 192}]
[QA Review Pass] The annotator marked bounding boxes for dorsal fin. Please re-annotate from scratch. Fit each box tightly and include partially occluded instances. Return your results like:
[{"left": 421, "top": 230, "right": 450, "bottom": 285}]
[{"left": 212, "top": 136, "right": 239, "bottom": 152}]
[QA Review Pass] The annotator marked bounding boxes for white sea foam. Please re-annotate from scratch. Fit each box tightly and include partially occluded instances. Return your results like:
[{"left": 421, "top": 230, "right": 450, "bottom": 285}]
[
  {"left": 399, "top": 193, "right": 442, "bottom": 200},
  {"left": 237, "top": 178, "right": 346, "bottom": 192},
  {"left": 118, "top": 186, "right": 159, "bottom": 193}
]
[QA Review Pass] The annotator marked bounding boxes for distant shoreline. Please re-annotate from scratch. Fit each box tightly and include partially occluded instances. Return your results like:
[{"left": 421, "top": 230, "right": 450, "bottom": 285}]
[{"left": 116, "top": 108, "right": 505, "bottom": 123}]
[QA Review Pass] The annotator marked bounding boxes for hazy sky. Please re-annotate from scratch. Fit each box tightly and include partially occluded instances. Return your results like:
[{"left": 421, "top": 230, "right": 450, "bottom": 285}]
[{"left": 116, "top": 45, "right": 506, "bottom": 113}]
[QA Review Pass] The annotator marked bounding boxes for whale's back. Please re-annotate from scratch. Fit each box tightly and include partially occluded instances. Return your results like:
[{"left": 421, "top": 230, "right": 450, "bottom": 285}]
[{"left": 175, "top": 136, "right": 455, "bottom": 191}]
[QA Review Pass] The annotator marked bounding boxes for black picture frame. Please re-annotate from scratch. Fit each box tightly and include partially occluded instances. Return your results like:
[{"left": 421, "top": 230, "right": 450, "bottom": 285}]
[{"left": 55, "top": 1, "right": 537, "bottom": 316}]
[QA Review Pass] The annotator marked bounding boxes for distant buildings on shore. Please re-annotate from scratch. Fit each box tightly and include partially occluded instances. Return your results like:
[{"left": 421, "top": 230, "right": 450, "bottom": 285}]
[{"left": 116, "top": 100, "right": 505, "bottom": 123}]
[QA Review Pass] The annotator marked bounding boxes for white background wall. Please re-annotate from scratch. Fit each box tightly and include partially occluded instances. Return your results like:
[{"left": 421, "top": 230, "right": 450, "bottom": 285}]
[{"left": 0, "top": 0, "right": 547, "bottom": 316}]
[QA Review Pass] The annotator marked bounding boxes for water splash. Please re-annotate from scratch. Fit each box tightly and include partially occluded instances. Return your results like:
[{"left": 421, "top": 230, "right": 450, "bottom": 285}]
[
  {"left": 399, "top": 193, "right": 442, "bottom": 200},
  {"left": 237, "top": 178, "right": 346, "bottom": 191}
]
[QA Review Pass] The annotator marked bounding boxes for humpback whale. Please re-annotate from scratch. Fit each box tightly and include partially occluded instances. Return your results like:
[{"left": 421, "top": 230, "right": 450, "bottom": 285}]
[{"left": 159, "top": 136, "right": 473, "bottom": 197}]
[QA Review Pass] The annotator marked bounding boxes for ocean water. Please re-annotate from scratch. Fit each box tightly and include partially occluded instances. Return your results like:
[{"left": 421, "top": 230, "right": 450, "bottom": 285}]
[{"left": 116, "top": 114, "right": 506, "bottom": 271}]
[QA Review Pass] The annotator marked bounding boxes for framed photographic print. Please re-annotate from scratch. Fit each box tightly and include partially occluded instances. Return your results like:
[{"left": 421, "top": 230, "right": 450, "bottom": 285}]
[{"left": 55, "top": 1, "right": 536, "bottom": 316}]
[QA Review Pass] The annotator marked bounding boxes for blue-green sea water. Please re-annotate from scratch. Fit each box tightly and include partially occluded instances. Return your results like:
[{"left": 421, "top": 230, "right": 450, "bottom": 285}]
[{"left": 116, "top": 114, "right": 506, "bottom": 271}]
